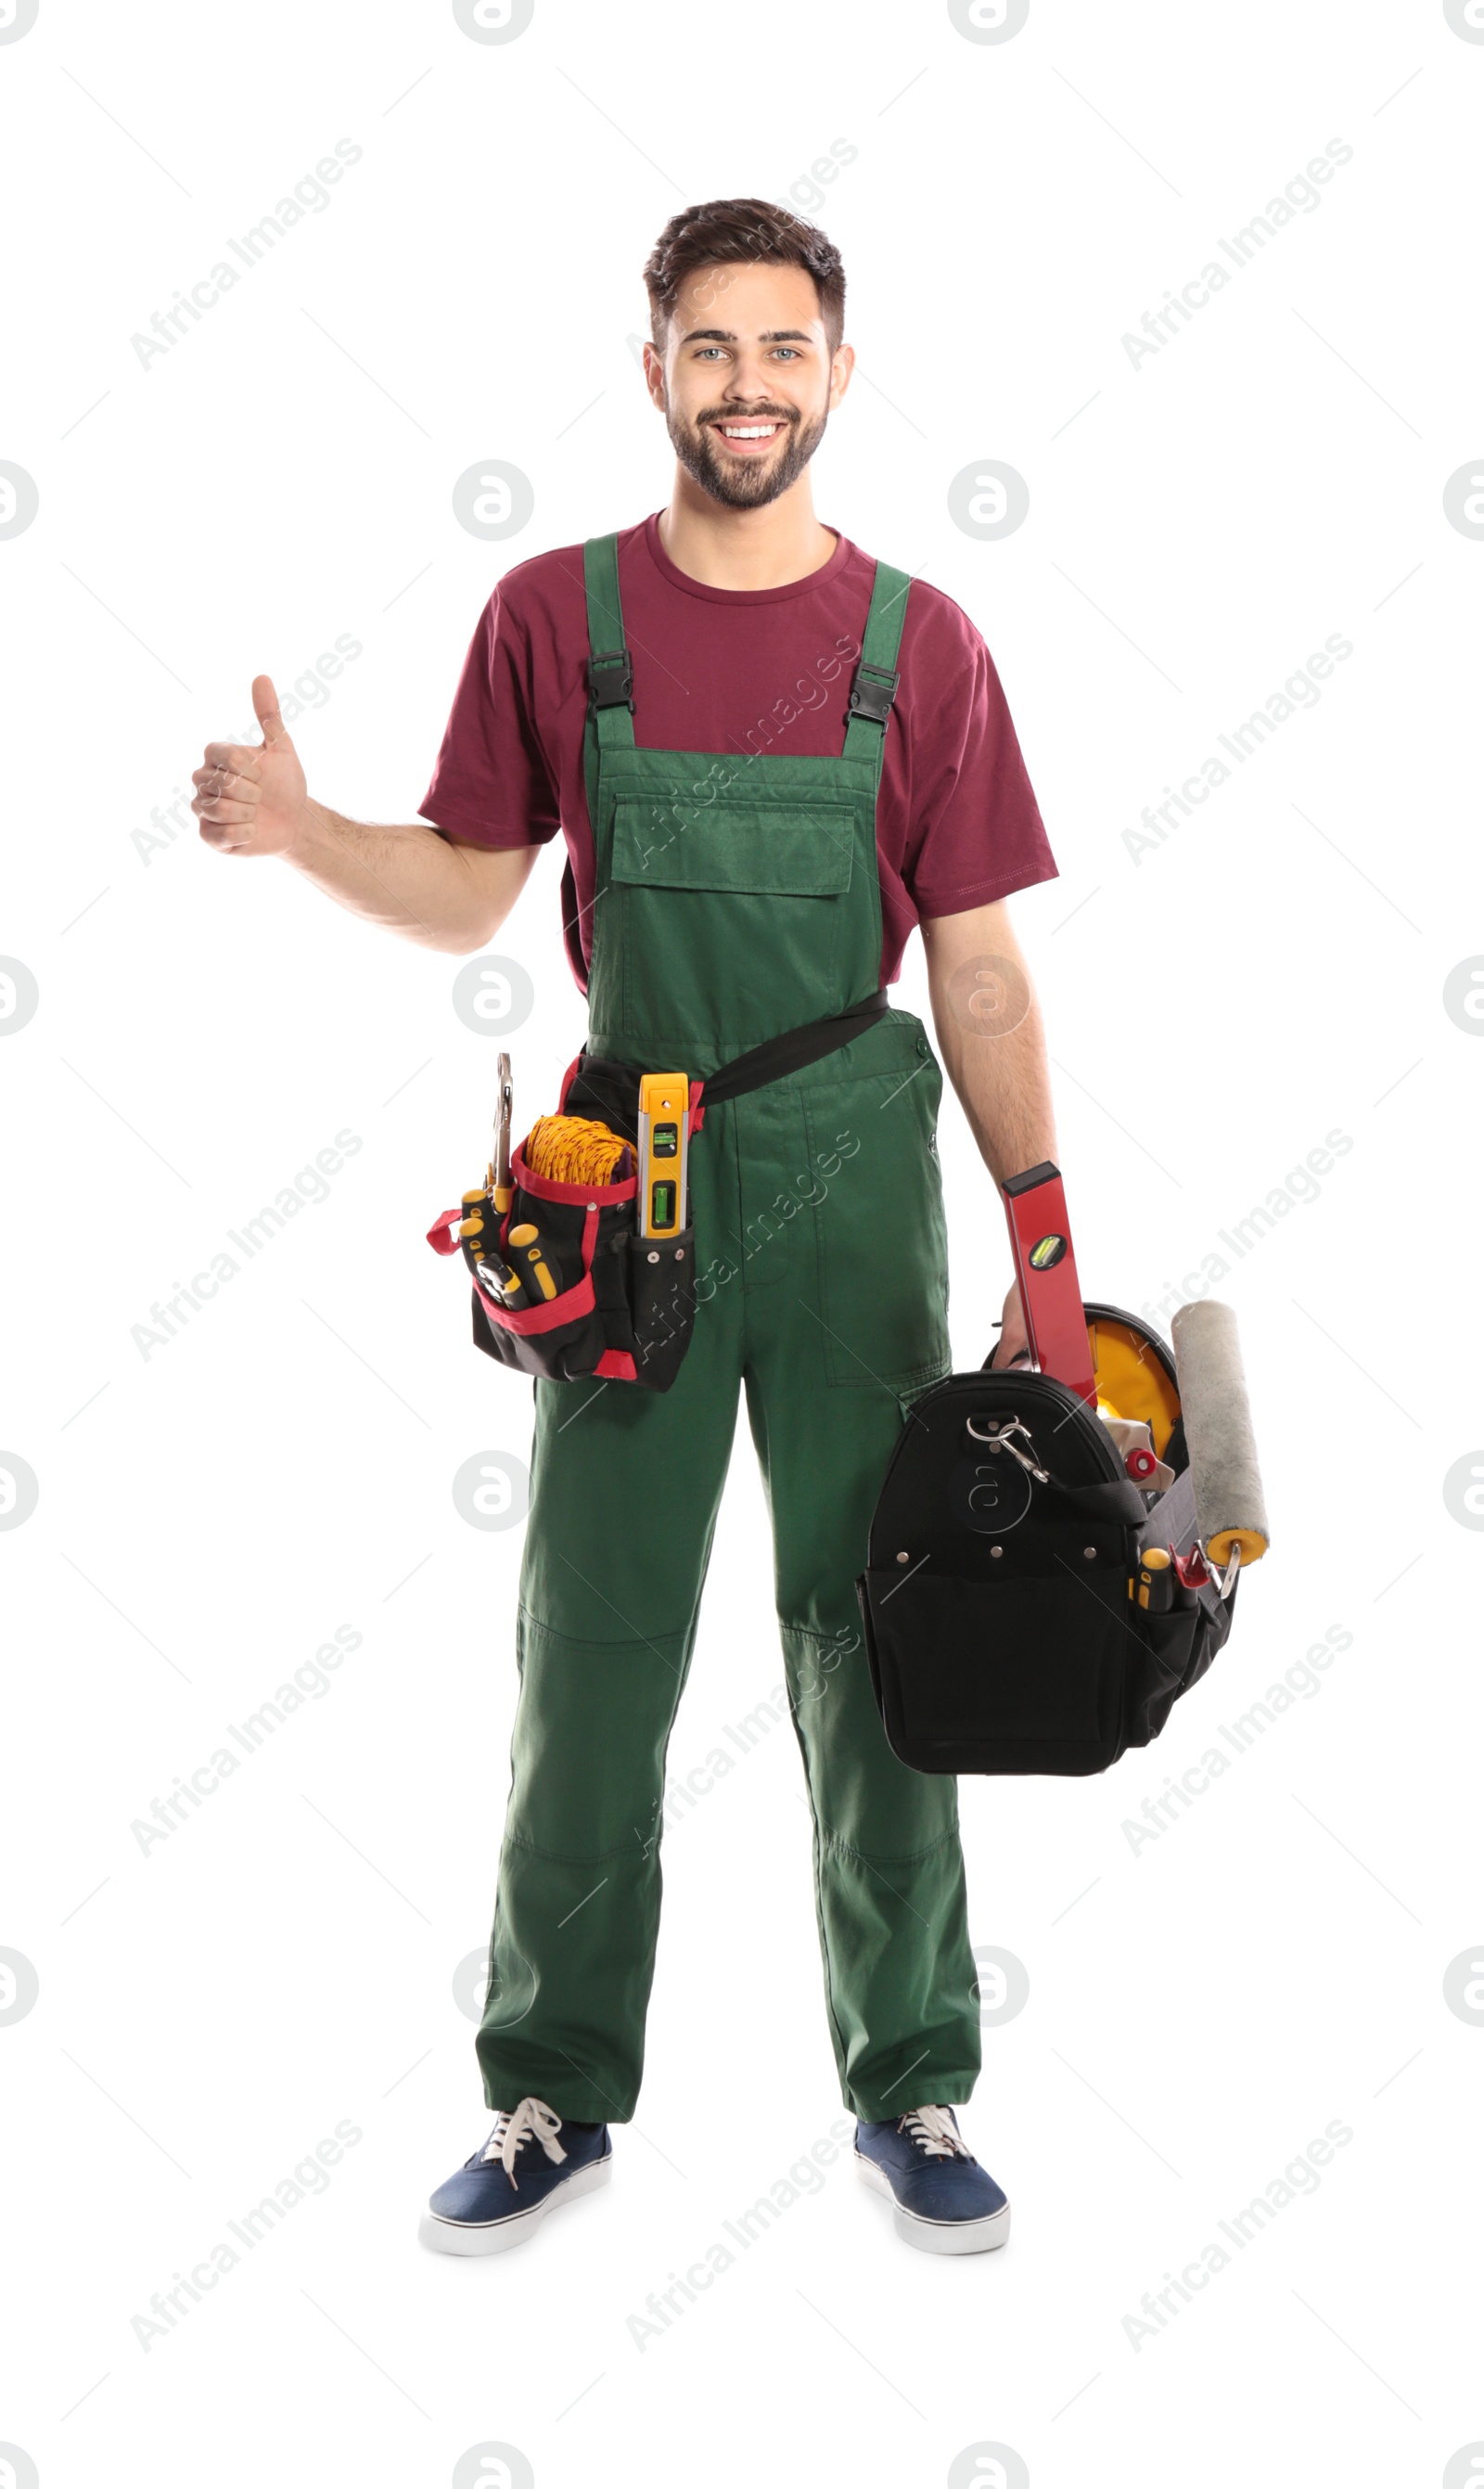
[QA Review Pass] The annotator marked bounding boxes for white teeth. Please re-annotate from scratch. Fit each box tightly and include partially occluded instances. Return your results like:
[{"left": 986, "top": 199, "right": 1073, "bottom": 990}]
[{"left": 721, "top": 423, "right": 777, "bottom": 438}]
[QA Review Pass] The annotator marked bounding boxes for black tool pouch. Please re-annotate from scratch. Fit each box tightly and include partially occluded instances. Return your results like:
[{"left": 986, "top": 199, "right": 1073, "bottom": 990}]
[
  {"left": 857, "top": 1366, "right": 1236, "bottom": 1777},
  {"left": 428, "top": 1126, "right": 699, "bottom": 1392}
]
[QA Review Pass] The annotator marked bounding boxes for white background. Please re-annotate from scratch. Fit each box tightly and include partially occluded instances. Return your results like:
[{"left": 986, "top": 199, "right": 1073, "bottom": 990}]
[{"left": 3, "top": 0, "right": 1481, "bottom": 2483}]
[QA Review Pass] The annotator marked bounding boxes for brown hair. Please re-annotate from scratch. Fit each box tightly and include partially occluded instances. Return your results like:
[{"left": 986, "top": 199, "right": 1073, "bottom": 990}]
[{"left": 642, "top": 197, "right": 846, "bottom": 353}]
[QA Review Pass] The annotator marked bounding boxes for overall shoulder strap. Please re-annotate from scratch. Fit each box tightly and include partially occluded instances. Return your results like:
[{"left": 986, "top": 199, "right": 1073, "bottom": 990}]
[
  {"left": 582, "top": 533, "right": 635, "bottom": 753},
  {"left": 842, "top": 558, "right": 911, "bottom": 767}
]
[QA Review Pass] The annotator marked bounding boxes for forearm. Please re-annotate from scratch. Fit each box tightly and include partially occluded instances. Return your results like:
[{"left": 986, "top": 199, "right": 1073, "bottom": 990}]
[
  {"left": 922, "top": 903, "right": 1058, "bottom": 1187},
  {"left": 938, "top": 989, "right": 1057, "bottom": 1186},
  {"left": 283, "top": 801, "right": 522, "bottom": 955}
]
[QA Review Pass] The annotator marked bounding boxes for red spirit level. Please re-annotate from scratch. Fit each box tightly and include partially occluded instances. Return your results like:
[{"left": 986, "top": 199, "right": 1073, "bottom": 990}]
[{"left": 1001, "top": 1161, "right": 1097, "bottom": 1405}]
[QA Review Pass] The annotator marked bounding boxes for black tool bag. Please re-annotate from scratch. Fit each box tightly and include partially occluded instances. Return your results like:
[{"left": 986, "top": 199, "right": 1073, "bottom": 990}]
[{"left": 856, "top": 1310, "right": 1237, "bottom": 1777}]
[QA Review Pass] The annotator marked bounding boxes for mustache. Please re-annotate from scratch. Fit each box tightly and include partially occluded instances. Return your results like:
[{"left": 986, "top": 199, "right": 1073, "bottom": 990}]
[{"left": 695, "top": 405, "right": 799, "bottom": 428}]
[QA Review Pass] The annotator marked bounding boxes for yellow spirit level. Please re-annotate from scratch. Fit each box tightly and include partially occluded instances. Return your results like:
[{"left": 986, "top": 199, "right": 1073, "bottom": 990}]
[{"left": 636, "top": 1072, "right": 688, "bottom": 1239}]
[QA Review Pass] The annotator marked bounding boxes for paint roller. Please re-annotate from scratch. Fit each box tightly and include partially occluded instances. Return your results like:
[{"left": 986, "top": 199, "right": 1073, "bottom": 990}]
[{"left": 1169, "top": 1301, "right": 1270, "bottom": 1581}]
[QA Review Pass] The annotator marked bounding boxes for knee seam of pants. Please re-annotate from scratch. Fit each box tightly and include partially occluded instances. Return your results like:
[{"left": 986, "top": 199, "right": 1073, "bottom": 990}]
[
  {"left": 518, "top": 1601, "right": 692, "bottom": 1658},
  {"left": 502, "top": 1826, "right": 655, "bottom": 1868},
  {"left": 815, "top": 1820, "right": 963, "bottom": 1869}
]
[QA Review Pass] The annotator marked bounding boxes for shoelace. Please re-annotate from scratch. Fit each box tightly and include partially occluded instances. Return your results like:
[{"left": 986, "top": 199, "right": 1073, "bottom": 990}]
[
  {"left": 480, "top": 2096, "right": 568, "bottom": 2191},
  {"left": 900, "top": 2104, "right": 968, "bottom": 2160}
]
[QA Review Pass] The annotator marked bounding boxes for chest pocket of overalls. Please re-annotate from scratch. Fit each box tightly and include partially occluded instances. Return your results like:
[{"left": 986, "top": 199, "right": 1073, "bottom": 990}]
[{"left": 609, "top": 798, "right": 856, "bottom": 1048}]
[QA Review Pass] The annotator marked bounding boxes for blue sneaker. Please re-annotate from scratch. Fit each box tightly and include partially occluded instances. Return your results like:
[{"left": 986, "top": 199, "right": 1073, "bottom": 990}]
[
  {"left": 418, "top": 2097, "right": 612, "bottom": 2256},
  {"left": 855, "top": 2105, "right": 1010, "bottom": 2255}
]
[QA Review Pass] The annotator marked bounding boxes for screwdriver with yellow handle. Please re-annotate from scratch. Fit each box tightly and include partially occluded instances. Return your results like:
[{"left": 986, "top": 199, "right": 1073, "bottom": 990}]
[
  {"left": 506, "top": 1223, "right": 559, "bottom": 1302},
  {"left": 1132, "top": 1545, "right": 1176, "bottom": 1613}
]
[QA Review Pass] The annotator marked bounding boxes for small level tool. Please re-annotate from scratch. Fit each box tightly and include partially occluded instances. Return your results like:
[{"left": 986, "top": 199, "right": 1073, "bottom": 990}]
[
  {"left": 1000, "top": 1161, "right": 1096, "bottom": 1404},
  {"left": 636, "top": 1071, "right": 689, "bottom": 1239}
]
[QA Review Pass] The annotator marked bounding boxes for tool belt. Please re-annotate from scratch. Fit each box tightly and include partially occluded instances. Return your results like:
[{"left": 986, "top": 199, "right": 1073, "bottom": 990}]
[
  {"left": 857, "top": 1306, "right": 1239, "bottom": 1777},
  {"left": 426, "top": 990, "right": 890, "bottom": 1392}
]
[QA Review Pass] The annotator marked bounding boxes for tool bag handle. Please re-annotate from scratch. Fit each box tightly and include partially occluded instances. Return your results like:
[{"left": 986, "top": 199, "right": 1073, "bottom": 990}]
[{"left": 1046, "top": 1477, "right": 1150, "bottom": 1527}]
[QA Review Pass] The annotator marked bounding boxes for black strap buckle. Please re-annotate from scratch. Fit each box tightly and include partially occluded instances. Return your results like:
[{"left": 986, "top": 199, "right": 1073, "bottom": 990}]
[
  {"left": 846, "top": 660, "right": 900, "bottom": 727},
  {"left": 588, "top": 648, "right": 634, "bottom": 712}
]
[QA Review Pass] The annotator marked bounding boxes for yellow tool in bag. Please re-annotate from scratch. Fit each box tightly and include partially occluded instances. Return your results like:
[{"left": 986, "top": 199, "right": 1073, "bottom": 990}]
[
  {"left": 635, "top": 1072, "right": 688, "bottom": 1240},
  {"left": 524, "top": 1114, "right": 633, "bottom": 1188}
]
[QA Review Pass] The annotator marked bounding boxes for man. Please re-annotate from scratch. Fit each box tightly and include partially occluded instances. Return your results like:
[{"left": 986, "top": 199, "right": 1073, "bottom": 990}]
[{"left": 193, "top": 198, "right": 1059, "bottom": 2260}]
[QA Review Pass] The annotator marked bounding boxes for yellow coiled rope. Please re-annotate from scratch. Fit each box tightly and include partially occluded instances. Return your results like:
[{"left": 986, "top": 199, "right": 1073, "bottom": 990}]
[{"left": 523, "top": 1113, "right": 632, "bottom": 1187}]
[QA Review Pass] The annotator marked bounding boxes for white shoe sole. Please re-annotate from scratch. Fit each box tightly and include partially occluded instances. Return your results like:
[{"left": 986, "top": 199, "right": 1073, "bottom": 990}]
[
  {"left": 855, "top": 2151, "right": 1011, "bottom": 2256},
  {"left": 418, "top": 2151, "right": 612, "bottom": 2256}
]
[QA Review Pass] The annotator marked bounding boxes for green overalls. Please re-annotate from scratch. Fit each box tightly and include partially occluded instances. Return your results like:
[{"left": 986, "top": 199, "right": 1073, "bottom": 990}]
[{"left": 476, "top": 533, "right": 982, "bottom": 2123}]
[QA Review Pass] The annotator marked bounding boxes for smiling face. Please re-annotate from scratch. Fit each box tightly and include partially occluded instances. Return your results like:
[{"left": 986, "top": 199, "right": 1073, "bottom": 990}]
[{"left": 645, "top": 260, "right": 853, "bottom": 510}]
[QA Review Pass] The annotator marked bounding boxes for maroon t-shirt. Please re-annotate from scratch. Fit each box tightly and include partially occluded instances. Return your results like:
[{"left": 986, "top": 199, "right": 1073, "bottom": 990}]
[{"left": 418, "top": 512, "right": 1057, "bottom": 993}]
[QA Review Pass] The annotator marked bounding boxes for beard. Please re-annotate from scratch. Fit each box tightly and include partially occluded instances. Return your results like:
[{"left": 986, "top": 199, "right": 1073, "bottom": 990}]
[{"left": 665, "top": 398, "right": 829, "bottom": 509}]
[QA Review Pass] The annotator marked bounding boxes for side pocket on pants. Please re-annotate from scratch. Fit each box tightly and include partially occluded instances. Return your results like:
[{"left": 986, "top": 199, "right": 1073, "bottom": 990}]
[{"left": 801, "top": 1051, "right": 951, "bottom": 1390}]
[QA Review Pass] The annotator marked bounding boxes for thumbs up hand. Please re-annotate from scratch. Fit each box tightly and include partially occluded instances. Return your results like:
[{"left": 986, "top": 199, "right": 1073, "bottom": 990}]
[{"left": 193, "top": 674, "right": 310, "bottom": 856}]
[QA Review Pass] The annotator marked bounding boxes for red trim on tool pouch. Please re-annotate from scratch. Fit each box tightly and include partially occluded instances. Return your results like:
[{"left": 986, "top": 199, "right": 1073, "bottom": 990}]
[
  {"left": 594, "top": 1348, "right": 638, "bottom": 1380},
  {"left": 475, "top": 1275, "right": 597, "bottom": 1335},
  {"left": 508, "top": 1144, "right": 636, "bottom": 1207}
]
